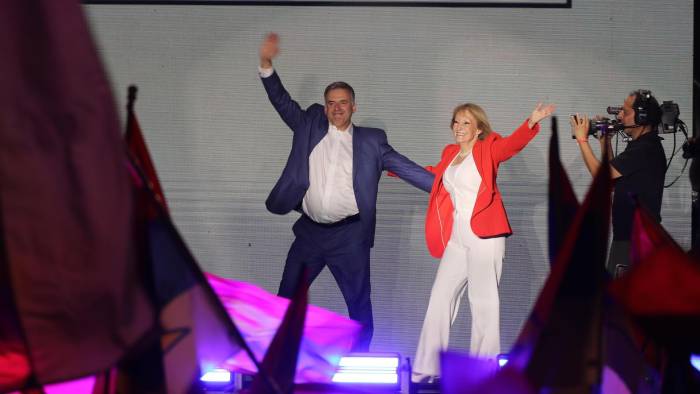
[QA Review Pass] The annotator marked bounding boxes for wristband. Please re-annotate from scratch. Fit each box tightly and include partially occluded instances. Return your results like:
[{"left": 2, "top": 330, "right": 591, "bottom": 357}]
[{"left": 576, "top": 138, "right": 589, "bottom": 144}]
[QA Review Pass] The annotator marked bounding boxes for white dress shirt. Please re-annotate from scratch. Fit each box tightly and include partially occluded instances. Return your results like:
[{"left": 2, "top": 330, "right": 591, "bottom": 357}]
[{"left": 260, "top": 67, "right": 359, "bottom": 223}]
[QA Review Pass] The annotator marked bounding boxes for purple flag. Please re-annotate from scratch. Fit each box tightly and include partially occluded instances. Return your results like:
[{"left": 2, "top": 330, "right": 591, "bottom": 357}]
[{"left": 207, "top": 272, "right": 360, "bottom": 384}]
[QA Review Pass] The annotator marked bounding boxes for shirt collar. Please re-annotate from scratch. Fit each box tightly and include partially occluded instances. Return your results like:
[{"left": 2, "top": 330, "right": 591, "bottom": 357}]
[{"left": 328, "top": 122, "right": 353, "bottom": 136}]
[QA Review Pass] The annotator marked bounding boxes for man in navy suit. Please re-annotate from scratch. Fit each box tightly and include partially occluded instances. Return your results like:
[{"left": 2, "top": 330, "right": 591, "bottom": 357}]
[{"left": 259, "top": 33, "right": 433, "bottom": 351}]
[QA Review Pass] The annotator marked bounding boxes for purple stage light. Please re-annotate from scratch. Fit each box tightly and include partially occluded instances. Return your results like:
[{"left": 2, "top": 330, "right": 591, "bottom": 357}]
[
  {"left": 331, "top": 353, "right": 401, "bottom": 388},
  {"left": 497, "top": 354, "right": 509, "bottom": 367},
  {"left": 201, "top": 368, "right": 232, "bottom": 383}
]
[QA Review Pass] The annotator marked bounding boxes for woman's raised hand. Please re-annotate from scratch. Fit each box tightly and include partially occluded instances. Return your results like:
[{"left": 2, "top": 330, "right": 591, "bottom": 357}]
[{"left": 528, "top": 103, "right": 556, "bottom": 128}]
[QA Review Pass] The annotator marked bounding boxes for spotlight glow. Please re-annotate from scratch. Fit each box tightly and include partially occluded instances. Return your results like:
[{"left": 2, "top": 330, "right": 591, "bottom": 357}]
[
  {"left": 332, "top": 372, "right": 398, "bottom": 384},
  {"left": 691, "top": 354, "right": 700, "bottom": 372},
  {"left": 332, "top": 353, "right": 400, "bottom": 386},
  {"left": 497, "top": 354, "right": 509, "bottom": 367},
  {"left": 200, "top": 368, "right": 231, "bottom": 383},
  {"left": 338, "top": 356, "right": 399, "bottom": 368}
]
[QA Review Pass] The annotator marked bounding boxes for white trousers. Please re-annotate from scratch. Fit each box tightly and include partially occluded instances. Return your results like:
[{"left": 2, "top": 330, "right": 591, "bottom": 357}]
[{"left": 412, "top": 216, "right": 505, "bottom": 380}]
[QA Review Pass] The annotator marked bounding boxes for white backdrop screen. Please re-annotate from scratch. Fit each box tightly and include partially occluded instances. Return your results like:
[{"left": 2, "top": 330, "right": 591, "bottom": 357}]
[{"left": 84, "top": 0, "right": 692, "bottom": 359}]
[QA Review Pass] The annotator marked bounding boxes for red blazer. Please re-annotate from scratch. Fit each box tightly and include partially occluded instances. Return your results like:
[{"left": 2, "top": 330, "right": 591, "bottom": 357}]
[{"left": 425, "top": 120, "right": 540, "bottom": 258}]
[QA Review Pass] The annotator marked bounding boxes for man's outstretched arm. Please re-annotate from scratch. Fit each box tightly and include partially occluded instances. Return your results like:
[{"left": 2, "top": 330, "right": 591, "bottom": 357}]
[
  {"left": 259, "top": 32, "right": 306, "bottom": 131},
  {"left": 380, "top": 133, "right": 434, "bottom": 192}
]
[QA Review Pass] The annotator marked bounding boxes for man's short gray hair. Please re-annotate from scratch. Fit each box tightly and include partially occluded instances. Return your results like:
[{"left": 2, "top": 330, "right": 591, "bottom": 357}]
[{"left": 324, "top": 81, "right": 355, "bottom": 102}]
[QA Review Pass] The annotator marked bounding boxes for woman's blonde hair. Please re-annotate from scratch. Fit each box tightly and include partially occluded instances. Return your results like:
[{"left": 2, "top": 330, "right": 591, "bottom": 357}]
[{"left": 451, "top": 103, "right": 493, "bottom": 140}]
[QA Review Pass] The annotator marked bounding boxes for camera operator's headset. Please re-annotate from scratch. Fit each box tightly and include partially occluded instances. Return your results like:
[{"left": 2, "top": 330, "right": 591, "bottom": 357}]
[{"left": 632, "top": 89, "right": 654, "bottom": 126}]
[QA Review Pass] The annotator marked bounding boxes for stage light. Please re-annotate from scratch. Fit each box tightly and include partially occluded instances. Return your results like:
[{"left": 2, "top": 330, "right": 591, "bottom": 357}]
[
  {"left": 338, "top": 356, "right": 400, "bottom": 369},
  {"left": 201, "top": 368, "right": 232, "bottom": 383},
  {"left": 332, "top": 353, "right": 401, "bottom": 389},
  {"left": 691, "top": 354, "right": 700, "bottom": 373},
  {"left": 200, "top": 368, "right": 236, "bottom": 392},
  {"left": 332, "top": 372, "right": 398, "bottom": 384},
  {"left": 497, "top": 354, "right": 509, "bottom": 367}
]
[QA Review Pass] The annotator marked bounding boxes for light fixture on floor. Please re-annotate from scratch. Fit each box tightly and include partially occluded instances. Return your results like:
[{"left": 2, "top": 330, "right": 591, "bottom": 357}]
[
  {"left": 332, "top": 352, "right": 401, "bottom": 390},
  {"left": 200, "top": 368, "right": 234, "bottom": 392}
]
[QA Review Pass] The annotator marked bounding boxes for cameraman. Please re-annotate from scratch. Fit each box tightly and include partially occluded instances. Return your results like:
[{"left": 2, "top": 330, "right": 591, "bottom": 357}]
[{"left": 571, "top": 90, "right": 666, "bottom": 276}]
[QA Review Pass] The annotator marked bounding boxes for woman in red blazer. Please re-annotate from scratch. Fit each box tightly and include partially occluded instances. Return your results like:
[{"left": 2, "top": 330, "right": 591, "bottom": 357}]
[{"left": 412, "top": 102, "right": 555, "bottom": 383}]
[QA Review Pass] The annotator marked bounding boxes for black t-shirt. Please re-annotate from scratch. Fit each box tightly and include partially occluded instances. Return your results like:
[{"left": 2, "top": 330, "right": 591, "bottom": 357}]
[{"left": 610, "top": 132, "right": 666, "bottom": 240}]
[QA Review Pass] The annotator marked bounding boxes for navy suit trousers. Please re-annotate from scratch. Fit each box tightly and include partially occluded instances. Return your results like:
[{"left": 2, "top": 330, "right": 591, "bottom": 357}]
[{"left": 277, "top": 214, "right": 373, "bottom": 352}]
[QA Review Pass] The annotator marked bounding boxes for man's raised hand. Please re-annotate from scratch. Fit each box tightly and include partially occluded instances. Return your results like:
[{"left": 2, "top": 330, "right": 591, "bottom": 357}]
[{"left": 260, "top": 32, "right": 280, "bottom": 69}]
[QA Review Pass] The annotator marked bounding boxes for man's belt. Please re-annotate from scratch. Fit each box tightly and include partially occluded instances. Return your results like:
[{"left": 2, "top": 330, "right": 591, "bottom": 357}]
[{"left": 302, "top": 213, "right": 360, "bottom": 228}]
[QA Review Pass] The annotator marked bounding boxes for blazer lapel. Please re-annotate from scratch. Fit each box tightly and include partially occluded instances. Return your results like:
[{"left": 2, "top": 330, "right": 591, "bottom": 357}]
[
  {"left": 352, "top": 125, "right": 360, "bottom": 193},
  {"left": 473, "top": 141, "right": 484, "bottom": 187},
  {"left": 472, "top": 138, "right": 494, "bottom": 217},
  {"left": 437, "top": 145, "right": 459, "bottom": 188},
  {"left": 310, "top": 120, "right": 329, "bottom": 151}
]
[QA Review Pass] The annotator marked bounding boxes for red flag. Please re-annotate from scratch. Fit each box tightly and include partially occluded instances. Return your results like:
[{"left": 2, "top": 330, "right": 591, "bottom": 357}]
[
  {"left": 0, "top": 252, "right": 31, "bottom": 391},
  {"left": 610, "top": 205, "right": 700, "bottom": 351},
  {"left": 607, "top": 205, "right": 676, "bottom": 373},
  {"left": 628, "top": 201, "right": 680, "bottom": 266},
  {"left": 0, "top": 1, "right": 154, "bottom": 390},
  {"left": 509, "top": 120, "right": 611, "bottom": 391},
  {"left": 125, "top": 86, "right": 169, "bottom": 212},
  {"left": 125, "top": 89, "right": 262, "bottom": 393}
]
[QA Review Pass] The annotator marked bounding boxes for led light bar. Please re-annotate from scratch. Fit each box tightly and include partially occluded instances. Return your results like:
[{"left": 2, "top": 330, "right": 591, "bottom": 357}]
[
  {"left": 332, "top": 353, "right": 401, "bottom": 388},
  {"left": 200, "top": 368, "right": 232, "bottom": 383},
  {"left": 338, "top": 356, "right": 400, "bottom": 369},
  {"left": 332, "top": 372, "right": 398, "bottom": 384}
]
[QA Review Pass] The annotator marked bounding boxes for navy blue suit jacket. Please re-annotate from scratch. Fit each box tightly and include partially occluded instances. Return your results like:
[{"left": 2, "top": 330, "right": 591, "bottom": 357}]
[{"left": 262, "top": 71, "right": 434, "bottom": 246}]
